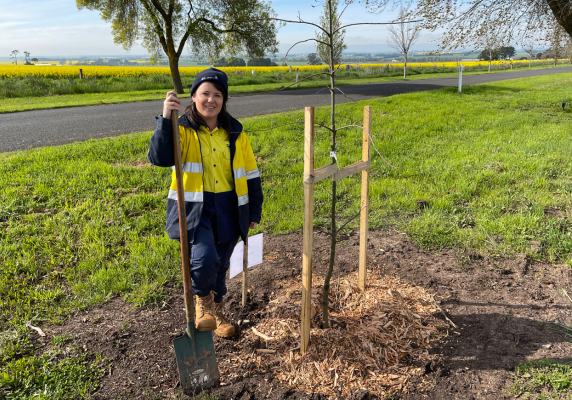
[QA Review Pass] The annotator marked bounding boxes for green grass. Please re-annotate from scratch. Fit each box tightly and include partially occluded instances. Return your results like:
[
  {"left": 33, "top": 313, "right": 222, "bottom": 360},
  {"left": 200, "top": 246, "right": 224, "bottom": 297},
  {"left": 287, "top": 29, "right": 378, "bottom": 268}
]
[
  {"left": 2, "top": 61, "right": 570, "bottom": 113},
  {"left": 0, "top": 335, "right": 107, "bottom": 400},
  {"left": 511, "top": 359, "right": 572, "bottom": 399},
  {"left": 3, "top": 72, "right": 572, "bottom": 397}
]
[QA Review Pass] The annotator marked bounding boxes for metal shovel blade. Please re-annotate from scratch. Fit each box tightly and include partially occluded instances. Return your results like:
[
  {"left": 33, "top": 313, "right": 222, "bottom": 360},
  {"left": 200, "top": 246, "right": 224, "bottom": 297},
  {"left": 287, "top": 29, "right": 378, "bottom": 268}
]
[{"left": 173, "top": 323, "right": 219, "bottom": 394}]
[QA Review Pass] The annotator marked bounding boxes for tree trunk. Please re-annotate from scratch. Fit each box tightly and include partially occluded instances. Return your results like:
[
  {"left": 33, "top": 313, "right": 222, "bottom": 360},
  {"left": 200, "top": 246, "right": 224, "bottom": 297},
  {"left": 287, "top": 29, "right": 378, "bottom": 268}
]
[
  {"left": 547, "top": 0, "right": 572, "bottom": 38},
  {"left": 404, "top": 55, "right": 407, "bottom": 79},
  {"left": 322, "top": 0, "right": 337, "bottom": 330},
  {"left": 168, "top": 55, "right": 185, "bottom": 94},
  {"left": 488, "top": 60, "right": 491, "bottom": 72}
]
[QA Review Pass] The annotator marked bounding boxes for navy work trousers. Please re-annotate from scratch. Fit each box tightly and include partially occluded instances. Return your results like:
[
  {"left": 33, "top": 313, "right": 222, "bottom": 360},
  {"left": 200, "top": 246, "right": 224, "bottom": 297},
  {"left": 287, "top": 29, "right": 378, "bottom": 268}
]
[{"left": 189, "top": 222, "right": 238, "bottom": 303}]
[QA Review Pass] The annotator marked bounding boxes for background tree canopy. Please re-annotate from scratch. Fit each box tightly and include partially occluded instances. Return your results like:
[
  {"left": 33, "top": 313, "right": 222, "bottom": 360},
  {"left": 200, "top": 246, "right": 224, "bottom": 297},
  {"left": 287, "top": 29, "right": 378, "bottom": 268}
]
[
  {"left": 478, "top": 46, "right": 516, "bottom": 60},
  {"left": 77, "top": 0, "right": 279, "bottom": 93},
  {"left": 367, "top": 0, "right": 572, "bottom": 49}
]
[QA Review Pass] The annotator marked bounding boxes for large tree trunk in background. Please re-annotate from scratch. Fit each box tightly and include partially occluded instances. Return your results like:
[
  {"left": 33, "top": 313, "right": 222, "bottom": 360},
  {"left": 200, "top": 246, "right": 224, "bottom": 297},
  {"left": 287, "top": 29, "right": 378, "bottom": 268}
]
[
  {"left": 547, "top": 0, "right": 572, "bottom": 37},
  {"left": 169, "top": 56, "right": 185, "bottom": 94}
]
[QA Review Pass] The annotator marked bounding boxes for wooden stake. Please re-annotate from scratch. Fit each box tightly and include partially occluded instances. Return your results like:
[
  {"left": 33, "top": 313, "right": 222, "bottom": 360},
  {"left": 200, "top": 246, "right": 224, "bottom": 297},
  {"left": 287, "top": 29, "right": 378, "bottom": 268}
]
[
  {"left": 242, "top": 238, "right": 248, "bottom": 306},
  {"left": 301, "top": 107, "right": 315, "bottom": 355},
  {"left": 359, "top": 106, "right": 371, "bottom": 291}
]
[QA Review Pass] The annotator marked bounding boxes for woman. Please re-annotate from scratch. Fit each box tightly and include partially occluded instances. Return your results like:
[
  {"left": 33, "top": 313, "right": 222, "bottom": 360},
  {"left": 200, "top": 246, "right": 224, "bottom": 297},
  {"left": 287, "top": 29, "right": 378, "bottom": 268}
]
[{"left": 148, "top": 68, "right": 263, "bottom": 338}]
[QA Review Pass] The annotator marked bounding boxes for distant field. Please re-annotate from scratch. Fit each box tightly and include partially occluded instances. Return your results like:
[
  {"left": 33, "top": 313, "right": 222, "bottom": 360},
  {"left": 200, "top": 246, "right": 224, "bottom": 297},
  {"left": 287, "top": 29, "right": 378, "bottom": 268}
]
[
  {"left": 1, "top": 60, "right": 571, "bottom": 113},
  {"left": 0, "top": 59, "right": 563, "bottom": 79}
]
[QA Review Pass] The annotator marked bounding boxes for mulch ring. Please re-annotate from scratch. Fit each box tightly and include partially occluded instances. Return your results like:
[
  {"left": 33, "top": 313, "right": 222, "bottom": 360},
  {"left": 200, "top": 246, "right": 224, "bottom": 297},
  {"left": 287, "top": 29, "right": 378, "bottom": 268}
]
[
  {"left": 43, "top": 230, "right": 572, "bottom": 399},
  {"left": 218, "top": 272, "right": 447, "bottom": 398}
]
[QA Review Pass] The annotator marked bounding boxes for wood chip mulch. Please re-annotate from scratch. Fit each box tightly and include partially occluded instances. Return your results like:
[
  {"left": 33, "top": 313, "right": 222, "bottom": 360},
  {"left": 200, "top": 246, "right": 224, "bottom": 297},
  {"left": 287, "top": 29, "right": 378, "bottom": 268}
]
[{"left": 219, "top": 271, "right": 449, "bottom": 398}]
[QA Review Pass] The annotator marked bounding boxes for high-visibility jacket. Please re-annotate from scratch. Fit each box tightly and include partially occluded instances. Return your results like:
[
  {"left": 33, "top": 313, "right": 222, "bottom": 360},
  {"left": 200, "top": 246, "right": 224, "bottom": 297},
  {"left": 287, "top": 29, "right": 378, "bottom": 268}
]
[{"left": 147, "top": 113, "right": 263, "bottom": 243}]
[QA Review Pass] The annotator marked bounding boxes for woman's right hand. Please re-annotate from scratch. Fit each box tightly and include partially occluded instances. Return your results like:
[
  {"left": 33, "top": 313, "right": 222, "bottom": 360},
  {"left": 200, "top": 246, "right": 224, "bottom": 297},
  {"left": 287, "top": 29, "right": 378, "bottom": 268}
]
[{"left": 163, "top": 91, "right": 181, "bottom": 119}]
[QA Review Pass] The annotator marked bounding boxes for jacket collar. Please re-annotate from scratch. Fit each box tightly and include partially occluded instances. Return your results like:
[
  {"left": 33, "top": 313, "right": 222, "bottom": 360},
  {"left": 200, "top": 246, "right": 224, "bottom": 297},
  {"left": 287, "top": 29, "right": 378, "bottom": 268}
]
[{"left": 178, "top": 113, "right": 243, "bottom": 139}]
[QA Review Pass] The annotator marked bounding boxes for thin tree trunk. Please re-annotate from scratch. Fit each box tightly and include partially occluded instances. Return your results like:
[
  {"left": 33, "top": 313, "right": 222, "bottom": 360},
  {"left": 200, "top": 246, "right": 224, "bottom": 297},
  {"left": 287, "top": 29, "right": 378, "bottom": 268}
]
[
  {"left": 404, "top": 55, "right": 407, "bottom": 79},
  {"left": 322, "top": 0, "right": 336, "bottom": 330}
]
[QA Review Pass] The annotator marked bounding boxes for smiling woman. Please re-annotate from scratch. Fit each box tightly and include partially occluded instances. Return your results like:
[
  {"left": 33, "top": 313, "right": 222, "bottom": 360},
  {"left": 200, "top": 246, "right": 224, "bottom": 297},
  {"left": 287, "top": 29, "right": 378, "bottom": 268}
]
[{"left": 147, "top": 68, "right": 263, "bottom": 339}]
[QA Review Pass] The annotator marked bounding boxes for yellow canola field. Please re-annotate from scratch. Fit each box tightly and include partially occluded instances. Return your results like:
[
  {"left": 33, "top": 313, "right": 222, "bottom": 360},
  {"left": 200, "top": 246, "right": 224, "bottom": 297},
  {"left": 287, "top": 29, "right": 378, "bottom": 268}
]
[{"left": 0, "top": 59, "right": 557, "bottom": 79}]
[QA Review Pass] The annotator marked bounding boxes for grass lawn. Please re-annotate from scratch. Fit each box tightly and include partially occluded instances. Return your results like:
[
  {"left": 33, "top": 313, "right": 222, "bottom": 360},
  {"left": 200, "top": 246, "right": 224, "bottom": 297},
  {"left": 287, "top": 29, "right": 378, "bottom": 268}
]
[
  {"left": 1, "top": 63, "right": 570, "bottom": 114},
  {"left": 2, "top": 72, "right": 572, "bottom": 398}
]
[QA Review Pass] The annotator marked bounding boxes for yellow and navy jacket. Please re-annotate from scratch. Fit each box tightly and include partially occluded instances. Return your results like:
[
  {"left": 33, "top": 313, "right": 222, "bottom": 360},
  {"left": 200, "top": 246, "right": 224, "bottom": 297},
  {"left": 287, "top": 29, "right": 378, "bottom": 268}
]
[{"left": 147, "top": 113, "right": 263, "bottom": 243}]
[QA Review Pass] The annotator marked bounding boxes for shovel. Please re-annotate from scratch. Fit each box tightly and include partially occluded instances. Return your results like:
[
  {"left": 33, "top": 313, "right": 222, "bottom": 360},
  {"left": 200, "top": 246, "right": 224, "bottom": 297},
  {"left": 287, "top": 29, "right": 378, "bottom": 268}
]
[{"left": 170, "top": 95, "right": 219, "bottom": 393}]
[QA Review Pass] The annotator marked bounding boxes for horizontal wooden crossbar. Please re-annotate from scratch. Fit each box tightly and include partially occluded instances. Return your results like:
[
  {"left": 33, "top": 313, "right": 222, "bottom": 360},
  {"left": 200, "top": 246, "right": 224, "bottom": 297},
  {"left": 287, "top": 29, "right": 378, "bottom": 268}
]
[
  {"left": 303, "top": 163, "right": 337, "bottom": 184},
  {"left": 332, "top": 160, "right": 370, "bottom": 181}
]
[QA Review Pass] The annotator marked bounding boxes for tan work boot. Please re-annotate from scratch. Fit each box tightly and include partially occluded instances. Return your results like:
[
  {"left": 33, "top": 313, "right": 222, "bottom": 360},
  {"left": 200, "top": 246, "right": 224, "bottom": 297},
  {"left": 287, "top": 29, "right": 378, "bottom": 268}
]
[
  {"left": 195, "top": 292, "right": 216, "bottom": 332},
  {"left": 214, "top": 301, "right": 236, "bottom": 338}
]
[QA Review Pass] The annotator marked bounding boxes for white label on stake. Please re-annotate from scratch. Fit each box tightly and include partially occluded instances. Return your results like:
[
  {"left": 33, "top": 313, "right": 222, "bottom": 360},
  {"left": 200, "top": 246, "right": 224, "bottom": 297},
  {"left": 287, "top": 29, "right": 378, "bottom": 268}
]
[
  {"left": 229, "top": 233, "right": 264, "bottom": 279},
  {"left": 247, "top": 233, "right": 263, "bottom": 267},
  {"left": 229, "top": 241, "right": 244, "bottom": 280}
]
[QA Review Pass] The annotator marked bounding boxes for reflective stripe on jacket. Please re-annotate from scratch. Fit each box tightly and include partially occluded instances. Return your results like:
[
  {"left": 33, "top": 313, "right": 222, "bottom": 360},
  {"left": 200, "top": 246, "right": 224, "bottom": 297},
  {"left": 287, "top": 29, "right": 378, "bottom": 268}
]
[{"left": 147, "top": 113, "right": 263, "bottom": 243}]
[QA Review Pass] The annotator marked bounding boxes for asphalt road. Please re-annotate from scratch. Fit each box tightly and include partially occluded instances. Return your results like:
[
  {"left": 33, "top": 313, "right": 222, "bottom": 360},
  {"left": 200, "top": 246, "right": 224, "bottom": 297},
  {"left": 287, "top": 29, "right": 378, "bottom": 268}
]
[{"left": 2, "top": 66, "right": 572, "bottom": 153}]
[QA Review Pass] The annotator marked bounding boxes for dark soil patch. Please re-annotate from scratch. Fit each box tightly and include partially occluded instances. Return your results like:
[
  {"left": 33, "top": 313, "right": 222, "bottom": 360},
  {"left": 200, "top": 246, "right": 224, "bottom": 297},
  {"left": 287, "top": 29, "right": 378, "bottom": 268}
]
[{"left": 46, "top": 230, "right": 572, "bottom": 399}]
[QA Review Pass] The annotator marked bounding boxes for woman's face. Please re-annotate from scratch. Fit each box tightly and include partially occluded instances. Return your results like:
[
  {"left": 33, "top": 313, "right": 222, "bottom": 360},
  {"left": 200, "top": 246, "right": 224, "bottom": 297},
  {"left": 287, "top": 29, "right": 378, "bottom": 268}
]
[{"left": 192, "top": 81, "right": 223, "bottom": 122}]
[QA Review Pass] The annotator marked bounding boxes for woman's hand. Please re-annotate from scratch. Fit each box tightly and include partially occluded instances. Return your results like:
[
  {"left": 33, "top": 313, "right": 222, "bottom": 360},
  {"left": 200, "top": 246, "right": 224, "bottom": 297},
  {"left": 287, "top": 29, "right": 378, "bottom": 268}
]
[
  {"left": 249, "top": 222, "right": 258, "bottom": 229},
  {"left": 163, "top": 91, "right": 181, "bottom": 119}
]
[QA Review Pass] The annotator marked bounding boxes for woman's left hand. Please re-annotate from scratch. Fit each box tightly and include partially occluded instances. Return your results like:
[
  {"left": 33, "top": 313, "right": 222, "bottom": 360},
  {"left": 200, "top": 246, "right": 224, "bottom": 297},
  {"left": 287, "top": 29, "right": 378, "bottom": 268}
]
[{"left": 249, "top": 222, "right": 258, "bottom": 229}]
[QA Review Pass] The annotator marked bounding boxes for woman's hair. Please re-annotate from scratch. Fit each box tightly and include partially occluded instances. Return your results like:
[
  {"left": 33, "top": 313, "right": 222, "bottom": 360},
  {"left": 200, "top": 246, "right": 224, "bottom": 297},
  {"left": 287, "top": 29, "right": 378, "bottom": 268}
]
[{"left": 184, "top": 80, "right": 232, "bottom": 137}]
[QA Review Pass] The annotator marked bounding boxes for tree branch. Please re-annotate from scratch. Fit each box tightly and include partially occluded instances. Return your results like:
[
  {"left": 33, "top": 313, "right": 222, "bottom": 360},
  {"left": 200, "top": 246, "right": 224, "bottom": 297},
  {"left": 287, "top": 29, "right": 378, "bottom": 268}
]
[
  {"left": 282, "top": 38, "right": 330, "bottom": 65},
  {"left": 148, "top": 0, "right": 169, "bottom": 21},
  {"left": 335, "top": 19, "right": 421, "bottom": 33},
  {"left": 222, "top": 17, "right": 328, "bottom": 34},
  {"left": 230, "top": 72, "right": 332, "bottom": 97},
  {"left": 140, "top": 0, "right": 169, "bottom": 55}
]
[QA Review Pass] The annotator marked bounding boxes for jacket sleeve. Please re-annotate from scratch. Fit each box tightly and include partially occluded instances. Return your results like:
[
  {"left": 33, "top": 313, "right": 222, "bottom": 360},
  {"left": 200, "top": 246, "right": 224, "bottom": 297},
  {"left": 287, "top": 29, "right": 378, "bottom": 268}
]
[
  {"left": 148, "top": 116, "right": 175, "bottom": 167},
  {"left": 241, "top": 133, "right": 263, "bottom": 223}
]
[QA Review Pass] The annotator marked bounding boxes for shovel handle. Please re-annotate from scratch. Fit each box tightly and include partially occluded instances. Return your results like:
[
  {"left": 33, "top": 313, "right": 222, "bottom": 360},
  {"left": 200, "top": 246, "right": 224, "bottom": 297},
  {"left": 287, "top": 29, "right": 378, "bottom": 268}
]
[{"left": 170, "top": 94, "right": 195, "bottom": 325}]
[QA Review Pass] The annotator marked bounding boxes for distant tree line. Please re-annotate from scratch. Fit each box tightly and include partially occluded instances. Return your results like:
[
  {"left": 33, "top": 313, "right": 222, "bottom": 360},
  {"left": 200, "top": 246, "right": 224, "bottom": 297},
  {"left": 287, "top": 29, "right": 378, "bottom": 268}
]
[
  {"left": 212, "top": 57, "right": 278, "bottom": 67},
  {"left": 75, "top": 59, "right": 154, "bottom": 66}
]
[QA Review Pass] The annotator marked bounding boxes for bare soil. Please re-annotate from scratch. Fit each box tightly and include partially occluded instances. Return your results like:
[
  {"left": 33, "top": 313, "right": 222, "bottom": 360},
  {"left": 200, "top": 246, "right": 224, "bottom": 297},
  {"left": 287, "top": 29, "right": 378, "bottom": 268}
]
[{"left": 47, "top": 230, "right": 572, "bottom": 399}]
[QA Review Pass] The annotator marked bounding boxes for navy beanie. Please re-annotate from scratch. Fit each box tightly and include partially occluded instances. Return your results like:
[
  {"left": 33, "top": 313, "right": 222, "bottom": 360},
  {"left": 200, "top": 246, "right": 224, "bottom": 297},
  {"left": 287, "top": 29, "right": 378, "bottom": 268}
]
[{"left": 190, "top": 67, "right": 228, "bottom": 97}]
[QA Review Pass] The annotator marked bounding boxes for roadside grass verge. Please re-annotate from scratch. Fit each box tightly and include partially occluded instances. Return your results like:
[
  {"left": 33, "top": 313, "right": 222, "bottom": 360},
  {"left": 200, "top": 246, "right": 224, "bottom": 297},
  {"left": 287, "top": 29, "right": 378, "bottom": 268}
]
[
  {"left": 3, "top": 72, "right": 572, "bottom": 397},
  {"left": 2, "top": 63, "right": 571, "bottom": 114}
]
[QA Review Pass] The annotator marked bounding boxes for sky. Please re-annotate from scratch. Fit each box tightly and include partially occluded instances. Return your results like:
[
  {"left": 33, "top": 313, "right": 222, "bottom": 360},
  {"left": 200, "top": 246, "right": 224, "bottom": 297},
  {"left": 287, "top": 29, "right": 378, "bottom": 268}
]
[{"left": 0, "top": 0, "right": 446, "bottom": 58}]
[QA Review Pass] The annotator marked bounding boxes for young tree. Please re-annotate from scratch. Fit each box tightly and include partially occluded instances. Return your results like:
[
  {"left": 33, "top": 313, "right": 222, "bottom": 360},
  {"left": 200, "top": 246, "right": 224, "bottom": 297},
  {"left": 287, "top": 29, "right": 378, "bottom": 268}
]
[
  {"left": 386, "top": 7, "right": 421, "bottom": 78},
  {"left": 522, "top": 40, "right": 536, "bottom": 68},
  {"left": 10, "top": 50, "right": 19, "bottom": 65},
  {"left": 76, "top": 0, "right": 279, "bottom": 93},
  {"left": 475, "top": 27, "right": 506, "bottom": 72},
  {"left": 316, "top": 0, "right": 346, "bottom": 65}
]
